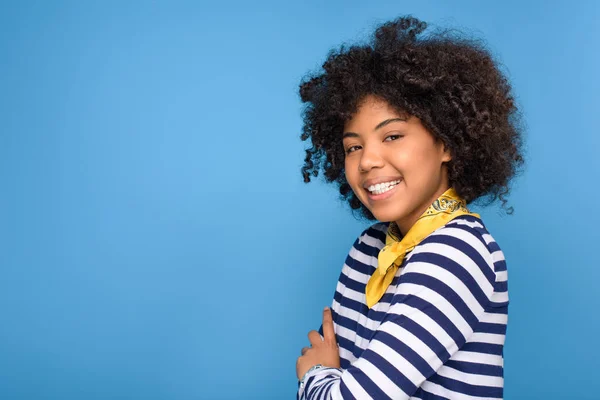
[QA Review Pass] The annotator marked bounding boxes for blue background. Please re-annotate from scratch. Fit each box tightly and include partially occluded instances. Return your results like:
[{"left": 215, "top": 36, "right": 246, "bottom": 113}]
[{"left": 1, "top": 1, "right": 598, "bottom": 399}]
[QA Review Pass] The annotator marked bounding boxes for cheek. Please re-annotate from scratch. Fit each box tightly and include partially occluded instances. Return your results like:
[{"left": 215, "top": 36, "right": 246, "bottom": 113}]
[
  {"left": 394, "top": 145, "right": 428, "bottom": 173},
  {"left": 344, "top": 160, "right": 357, "bottom": 188},
  {"left": 411, "top": 143, "right": 435, "bottom": 162},
  {"left": 344, "top": 160, "right": 365, "bottom": 198},
  {"left": 344, "top": 155, "right": 356, "bottom": 173},
  {"left": 401, "top": 145, "right": 441, "bottom": 182},
  {"left": 344, "top": 159, "right": 350, "bottom": 181}
]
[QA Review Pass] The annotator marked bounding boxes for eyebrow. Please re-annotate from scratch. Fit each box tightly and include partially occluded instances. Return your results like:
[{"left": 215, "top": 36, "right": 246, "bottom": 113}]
[{"left": 342, "top": 117, "right": 408, "bottom": 139}]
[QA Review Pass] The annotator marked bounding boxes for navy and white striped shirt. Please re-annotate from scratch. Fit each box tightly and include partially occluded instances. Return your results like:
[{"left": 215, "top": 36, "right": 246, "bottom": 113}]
[{"left": 298, "top": 215, "right": 508, "bottom": 400}]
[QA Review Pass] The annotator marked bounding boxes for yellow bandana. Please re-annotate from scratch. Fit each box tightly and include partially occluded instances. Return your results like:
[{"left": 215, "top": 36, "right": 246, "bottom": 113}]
[{"left": 365, "top": 188, "right": 480, "bottom": 308}]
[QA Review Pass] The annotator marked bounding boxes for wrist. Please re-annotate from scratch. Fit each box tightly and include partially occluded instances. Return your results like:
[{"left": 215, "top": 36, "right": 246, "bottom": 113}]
[{"left": 299, "top": 364, "right": 324, "bottom": 387}]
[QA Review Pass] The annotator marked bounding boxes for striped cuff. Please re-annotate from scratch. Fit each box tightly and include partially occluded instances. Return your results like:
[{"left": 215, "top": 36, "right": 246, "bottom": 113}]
[{"left": 298, "top": 365, "right": 343, "bottom": 399}]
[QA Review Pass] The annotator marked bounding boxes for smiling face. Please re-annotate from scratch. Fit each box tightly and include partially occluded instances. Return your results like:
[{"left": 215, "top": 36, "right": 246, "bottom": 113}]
[{"left": 342, "top": 95, "right": 452, "bottom": 235}]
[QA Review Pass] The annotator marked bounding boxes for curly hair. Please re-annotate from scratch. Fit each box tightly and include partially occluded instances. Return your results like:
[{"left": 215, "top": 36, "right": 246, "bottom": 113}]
[{"left": 299, "top": 16, "right": 524, "bottom": 220}]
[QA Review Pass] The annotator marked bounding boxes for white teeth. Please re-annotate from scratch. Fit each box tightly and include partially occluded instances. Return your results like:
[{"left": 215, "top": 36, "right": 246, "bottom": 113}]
[{"left": 367, "top": 180, "right": 401, "bottom": 194}]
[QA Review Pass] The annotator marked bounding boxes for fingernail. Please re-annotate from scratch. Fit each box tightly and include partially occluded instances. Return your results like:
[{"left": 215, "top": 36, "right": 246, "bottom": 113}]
[{"left": 324, "top": 306, "right": 330, "bottom": 311}]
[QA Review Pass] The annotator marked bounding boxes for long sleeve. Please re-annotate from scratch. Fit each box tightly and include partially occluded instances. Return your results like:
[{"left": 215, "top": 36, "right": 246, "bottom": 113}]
[{"left": 298, "top": 222, "right": 499, "bottom": 400}]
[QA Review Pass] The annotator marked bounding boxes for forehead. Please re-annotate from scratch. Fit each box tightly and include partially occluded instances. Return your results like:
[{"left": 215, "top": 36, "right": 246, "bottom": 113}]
[{"left": 344, "top": 96, "right": 408, "bottom": 129}]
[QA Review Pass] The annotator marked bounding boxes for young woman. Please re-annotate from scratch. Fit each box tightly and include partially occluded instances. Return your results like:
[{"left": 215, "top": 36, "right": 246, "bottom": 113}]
[{"left": 295, "top": 16, "right": 523, "bottom": 400}]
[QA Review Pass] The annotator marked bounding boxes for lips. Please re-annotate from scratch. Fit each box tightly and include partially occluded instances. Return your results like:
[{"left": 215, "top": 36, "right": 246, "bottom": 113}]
[
  {"left": 362, "top": 176, "right": 404, "bottom": 190},
  {"left": 365, "top": 180, "right": 400, "bottom": 201},
  {"left": 366, "top": 179, "right": 402, "bottom": 194}
]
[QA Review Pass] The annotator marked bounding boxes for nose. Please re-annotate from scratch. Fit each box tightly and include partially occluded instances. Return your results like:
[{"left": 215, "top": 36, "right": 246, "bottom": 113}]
[{"left": 358, "top": 144, "right": 384, "bottom": 172}]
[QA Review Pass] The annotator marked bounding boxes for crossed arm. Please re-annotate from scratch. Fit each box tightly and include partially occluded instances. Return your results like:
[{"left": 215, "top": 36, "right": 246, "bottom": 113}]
[{"left": 296, "top": 227, "right": 498, "bottom": 400}]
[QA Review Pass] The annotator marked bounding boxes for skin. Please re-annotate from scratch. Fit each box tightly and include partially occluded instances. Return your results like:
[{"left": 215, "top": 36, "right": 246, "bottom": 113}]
[
  {"left": 296, "top": 95, "right": 453, "bottom": 379},
  {"left": 296, "top": 308, "right": 340, "bottom": 380},
  {"left": 342, "top": 95, "right": 452, "bottom": 235}
]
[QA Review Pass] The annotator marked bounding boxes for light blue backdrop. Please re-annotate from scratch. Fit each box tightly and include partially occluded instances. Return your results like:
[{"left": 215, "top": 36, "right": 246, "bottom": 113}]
[{"left": 1, "top": 1, "right": 598, "bottom": 399}]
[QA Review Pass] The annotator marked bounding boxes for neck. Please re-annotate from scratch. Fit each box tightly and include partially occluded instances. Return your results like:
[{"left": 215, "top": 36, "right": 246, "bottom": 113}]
[{"left": 395, "top": 184, "right": 451, "bottom": 236}]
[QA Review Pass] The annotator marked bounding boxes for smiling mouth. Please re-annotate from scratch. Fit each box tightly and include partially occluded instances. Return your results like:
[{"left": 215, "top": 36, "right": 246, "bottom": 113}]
[{"left": 366, "top": 179, "right": 402, "bottom": 195}]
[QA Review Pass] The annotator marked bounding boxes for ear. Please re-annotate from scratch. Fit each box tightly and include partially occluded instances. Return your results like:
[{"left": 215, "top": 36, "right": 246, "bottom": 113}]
[{"left": 440, "top": 143, "right": 452, "bottom": 163}]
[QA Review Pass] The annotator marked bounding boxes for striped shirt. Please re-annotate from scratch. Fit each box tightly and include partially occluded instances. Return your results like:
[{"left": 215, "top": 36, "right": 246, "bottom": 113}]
[{"left": 298, "top": 215, "right": 508, "bottom": 400}]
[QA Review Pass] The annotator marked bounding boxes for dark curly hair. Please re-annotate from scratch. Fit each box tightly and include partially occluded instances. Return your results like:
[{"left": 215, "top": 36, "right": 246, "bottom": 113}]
[{"left": 299, "top": 16, "right": 524, "bottom": 220}]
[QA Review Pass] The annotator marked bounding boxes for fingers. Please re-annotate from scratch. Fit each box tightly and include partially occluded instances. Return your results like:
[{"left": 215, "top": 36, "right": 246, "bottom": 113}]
[
  {"left": 307, "top": 330, "right": 322, "bottom": 346},
  {"left": 322, "top": 307, "right": 336, "bottom": 344}
]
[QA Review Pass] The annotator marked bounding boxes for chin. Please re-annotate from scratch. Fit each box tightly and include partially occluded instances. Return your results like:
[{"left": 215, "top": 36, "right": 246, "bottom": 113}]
[{"left": 368, "top": 208, "right": 403, "bottom": 223}]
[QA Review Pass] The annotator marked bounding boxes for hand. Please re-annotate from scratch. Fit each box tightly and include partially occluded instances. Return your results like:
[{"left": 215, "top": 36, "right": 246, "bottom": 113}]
[{"left": 296, "top": 307, "right": 341, "bottom": 380}]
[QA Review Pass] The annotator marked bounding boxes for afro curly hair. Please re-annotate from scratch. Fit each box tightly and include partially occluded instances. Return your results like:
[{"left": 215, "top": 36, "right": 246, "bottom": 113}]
[{"left": 299, "top": 16, "right": 524, "bottom": 220}]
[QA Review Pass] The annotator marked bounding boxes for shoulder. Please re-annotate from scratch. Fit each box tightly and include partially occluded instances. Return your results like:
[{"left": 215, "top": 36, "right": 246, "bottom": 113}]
[
  {"left": 409, "top": 215, "right": 499, "bottom": 286},
  {"left": 353, "top": 221, "right": 388, "bottom": 252},
  {"left": 421, "top": 215, "right": 499, "bottom": 255},
  {"left": 340, "top": 222, "right": 388, "bottom": 276}
]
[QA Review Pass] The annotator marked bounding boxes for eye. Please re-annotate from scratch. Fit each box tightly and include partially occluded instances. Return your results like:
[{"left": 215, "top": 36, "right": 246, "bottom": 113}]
[
  {"left": 345, "top": 145, "right": 361, "bottom": 154},
  {"left": 385, "top": 134, "right": 403, "bottom": 142}
]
